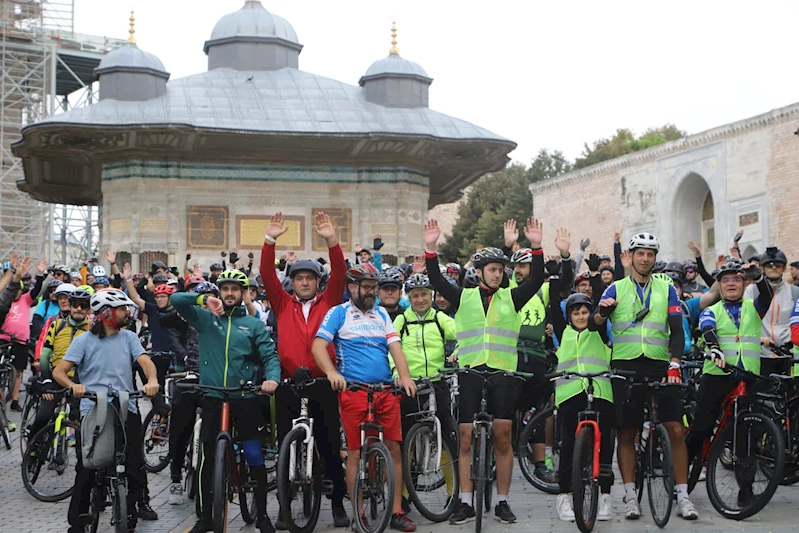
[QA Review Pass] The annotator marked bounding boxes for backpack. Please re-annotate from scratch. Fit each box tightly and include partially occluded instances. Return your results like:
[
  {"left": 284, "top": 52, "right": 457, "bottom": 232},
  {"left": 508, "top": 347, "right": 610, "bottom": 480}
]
[
  {"left": 80, "top": 391, "right": 129, "bottom": 470},
  {"left": 398, "top": 311, "right": 446, "bottom": 342}
]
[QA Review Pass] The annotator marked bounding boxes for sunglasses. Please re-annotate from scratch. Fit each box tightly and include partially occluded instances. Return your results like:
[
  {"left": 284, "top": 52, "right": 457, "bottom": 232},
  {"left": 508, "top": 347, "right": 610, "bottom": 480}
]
[
  {"left": 71, "top": 301, "right": 90, "bottom": 309},
  {"left": 685, "top": 269, "right": 695, "bottom": 274},
  {"left": 762, "top": 262, "right": 783, "bottom": 268}
]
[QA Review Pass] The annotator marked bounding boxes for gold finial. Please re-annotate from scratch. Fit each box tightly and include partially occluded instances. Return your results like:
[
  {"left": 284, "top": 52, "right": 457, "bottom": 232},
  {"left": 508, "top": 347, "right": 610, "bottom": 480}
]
[
  {"left": 389, "top": 20, "right": 399, "bottom": 55},
  {"left": 127, "top": 9, "right": 136, "bottom": 44}
]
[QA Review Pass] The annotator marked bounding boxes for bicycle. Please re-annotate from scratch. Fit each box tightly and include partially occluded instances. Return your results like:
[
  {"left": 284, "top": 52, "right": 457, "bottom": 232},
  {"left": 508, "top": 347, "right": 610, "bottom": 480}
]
[
  {"left": 401, "top": 374, "right": 459, "bottom": 522},
  {"left": 193, "top": 383, "right": 266, "bottom": 533},
  {"left": 19, "top": 377, "right": 42, "bottom": 456},
  {"left": 0, "top": 336, "right": 20, "bottom": 448},
  {"left": 686, "top": 358, "right": 785, "bottom": 520},
  {"left": 21, "top": 387, "right": 79, "bottom": 502},
  {"left": 440, "top": 367, "right": 528, "bottom": 533},
  {"left": 141, "top": 351, "right": 176, "bottom": 472},
  {"left": 346, "top": 381, "right": 403, "bottom": 533}
]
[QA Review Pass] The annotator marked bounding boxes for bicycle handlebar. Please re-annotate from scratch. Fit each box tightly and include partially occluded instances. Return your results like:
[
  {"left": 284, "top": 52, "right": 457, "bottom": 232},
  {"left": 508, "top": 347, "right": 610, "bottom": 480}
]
[
  {"left": 281, "top": 376, "right": 329, "bottom": 390},
  {"left": 545, "top": 369, "right": 635, "bottom": 381},
  {"left": 766, "top": 343, "right": 794, "bottom": 359},
  {"left": 437, "top": 366, "right": 532, "bottom": 382},
  {"left": 345, "top": 381, "right": 403, "bottom": 394},
  {"left": 703, "top": 354, "right": 779, "bottom": 383}
]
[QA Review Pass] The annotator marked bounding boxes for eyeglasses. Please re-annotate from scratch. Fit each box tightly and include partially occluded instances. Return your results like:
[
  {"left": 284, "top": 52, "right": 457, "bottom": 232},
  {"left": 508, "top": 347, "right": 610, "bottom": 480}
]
[
  {"left": 720, "top": 276, "right": 742, "bottom": 284},
  {"left": 358, "top": 284, "right": 378, "bottom": 294},
  {"left": 71, "top": 301, "right": 90, "bottom": 309}
]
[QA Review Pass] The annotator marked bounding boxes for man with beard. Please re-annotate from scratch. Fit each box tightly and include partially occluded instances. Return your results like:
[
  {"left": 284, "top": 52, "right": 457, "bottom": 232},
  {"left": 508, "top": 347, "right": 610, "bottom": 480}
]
[
  {"left": 313, "top": 264, "right": 418, "bottom": 532},
  {"left": 171, "top": 269, "right": 280, "bottom": 533}
]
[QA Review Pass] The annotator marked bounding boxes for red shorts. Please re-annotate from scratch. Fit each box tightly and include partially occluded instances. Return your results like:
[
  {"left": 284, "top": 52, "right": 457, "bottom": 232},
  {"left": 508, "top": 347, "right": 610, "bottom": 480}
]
[{"left": 339, "top": 389, "right": 401, "bottom": 450}]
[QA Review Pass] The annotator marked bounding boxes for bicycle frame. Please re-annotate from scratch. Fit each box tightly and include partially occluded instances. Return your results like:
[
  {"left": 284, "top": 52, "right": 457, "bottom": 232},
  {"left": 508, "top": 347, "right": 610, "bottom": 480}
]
[
  {"left": 409, "top": 383, "right": 443, "bottom": 471},
  {"left": 698, "top": 379, "right": 748, "bottom": 462},
  {"left": 288, "top": 393, "right": 315, "bottom": 483}
]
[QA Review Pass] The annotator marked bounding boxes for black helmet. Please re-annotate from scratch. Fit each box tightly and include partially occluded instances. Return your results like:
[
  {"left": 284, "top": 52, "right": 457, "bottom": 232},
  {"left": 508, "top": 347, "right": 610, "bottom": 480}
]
[
  {"left": 47, "top": 279, "right": 64, "bottom": 290},
  {"left": 663, "top": 261, "right": 685, "bottom": 278},
  {"left": 399, "top": 263, "right": 413, "bottom": 279},
  {"left": 652, "top": 260, "right": 667, "bottom": 273},
  {"left": 472, "top": 247, "right": 508, "bottom": 269},
  {"left": 664, "top": 272, "right": 683, "bottom": 287},
  {"left": 463, "top": 266, "right": 479, "bottom": 288},
  {"left": 151, "top": 260, "right": 167, "bottom": 271},
  {"left": 716, "top": 261, "right": 743, "bottom": 281},
  {"left": 760, "top": 247, "right": 787, "bottom": 266},
  {"left": 683, "top": 260, "right": 698, "bottom": 271},
  {"left": 210, "top": 263, "right": 224, "bottom": 272},
  {"left": 68, "top": 289, "right": 92, "bottom": 302},
  {"left": 378, "top": 268, "right": 404, "bottom": 289},
  {"left": 748, "top": 253, "right": 761, "bottom": 263},
  {"left": 281, "top": 276, "right": 295, "bottom": 295},
  {"left": 152, "top": 273, "right": 169, "bottom": 284},
  {"left": 288, "top": 259, "right": 323, "bottom": 278},
  {"left": 598, "top": 264, "right": 614, "bottom": 275},
  {"left": 598, "top": 254, "right": 611, "bottom": 262},
  {"left": 565, "top": 293, "right": 594, "bottom": 314}
]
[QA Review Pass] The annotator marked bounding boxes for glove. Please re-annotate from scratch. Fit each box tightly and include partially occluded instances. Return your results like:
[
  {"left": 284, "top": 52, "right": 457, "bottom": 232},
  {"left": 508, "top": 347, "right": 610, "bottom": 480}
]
[
  {"left": 580, "top": 238, "right": 590, "bottom": 251},
  {"left": 709, "top": 346, "right": 725, "bottom": 362},
  {"left": 186, "top": 253, "right": 191, "bottom": 261},
  {"left": 229, "top": 252, "right": 239, "bottom": 264},
  {"left": 544, "top": 259, "right": 560, "bottom": 276},
  {"left": 667, "top": 366, "right": 681, "bottom": 381},
  {"left": 742, "top": 264, "right": 762, "bottom": 281},
  {"left": 598, "top": 302, "right": 616, "bottom": 318},
  {"left": 221, "top": 251, "right": 227, "bottom": 258},
  {"left": 373, "top": 237, "right": 384, "bottom": 251},
  {"left": 248, "top": 252, "right": 254, "bottom": 259},
  {"left": 585, "top": 253, "right": 601, "bottom": 272}
]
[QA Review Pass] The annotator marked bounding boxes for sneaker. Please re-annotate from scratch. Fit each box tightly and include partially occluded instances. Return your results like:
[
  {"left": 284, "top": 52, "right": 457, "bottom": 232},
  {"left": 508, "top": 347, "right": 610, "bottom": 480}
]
[
  {"left": 188, "top": 520, "right": 212, "bottom": 533},
  {"left": 494, "top": 501, "right": 516, "bottom": 523},
  {"left": 6, "top": 422, "right": 16, "bottom": 432},
  {"left": 698, "top": 467, "right": 707, "bottom": 482},
  {"left": 623, "top": 496, "right": 641, "bottom": 519},
  {"left": 257, "top": 516, "right": 276, "bottom": 533},
  {"left": 10, "top": 400, "right": 22, "bottom": 412},
  {"left": 677, "top": 497, "right": 698, "bottom": 520},
  {"left": 738, "top": 485, "right": 754, "bottom": 508},
  {"left": 534, "top": 463, "right": 558, "bottom": 483},
  {"left": 67, "top": 434, "right": 76, "bottom": 447},
  {"left": 168, "top": 483, "right": 184, "bottom": 505},
  {"left": 137, "top": 502, "right": 158, "bottom": 521},
  {"left": 556, "top": 494, "right": 575, "bottom": 522},
  {"left": 332, "top": 506, "right": 349, "bottom": 528},
  {"left": 597, "top": 494, "right": 613, "bottom": 521},
  {"left": 351, "top": 515, "right": 369, "bottom": 532},
  {"left": 545, "top": 452, "right": 555, "bottom": 470},
  {"left": 389, "top": 512, "right": 416, "bottom": 532},
  {"left": 449, "top": 502, "right": 476, "bottom": 524},
  {"left": 275, "top": 508, "right": 287, "bottom": 530}
]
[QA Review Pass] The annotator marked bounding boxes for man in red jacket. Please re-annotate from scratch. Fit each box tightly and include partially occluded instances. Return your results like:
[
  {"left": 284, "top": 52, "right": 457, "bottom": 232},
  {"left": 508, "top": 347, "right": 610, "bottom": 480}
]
[{"left": 260, "top": 211, "right": 349, "bottom": 528}]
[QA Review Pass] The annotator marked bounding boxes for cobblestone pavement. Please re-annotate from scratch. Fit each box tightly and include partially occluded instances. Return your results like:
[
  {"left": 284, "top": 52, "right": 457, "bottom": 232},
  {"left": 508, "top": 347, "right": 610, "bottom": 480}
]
[{"left": 3, "top": 390, "right": 799, "bottom": 533}]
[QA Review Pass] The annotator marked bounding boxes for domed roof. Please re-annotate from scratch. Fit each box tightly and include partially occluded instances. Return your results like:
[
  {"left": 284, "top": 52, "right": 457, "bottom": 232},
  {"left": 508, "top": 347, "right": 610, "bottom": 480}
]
[
  {"left": 363, "top": 54, "right": 430, "bottom": 80},
  {"left": 96, "top": 43, "right": 168, "bottom": 76},
  {"left": 206, "top": 0, "right": 299, "bottom": 48}
]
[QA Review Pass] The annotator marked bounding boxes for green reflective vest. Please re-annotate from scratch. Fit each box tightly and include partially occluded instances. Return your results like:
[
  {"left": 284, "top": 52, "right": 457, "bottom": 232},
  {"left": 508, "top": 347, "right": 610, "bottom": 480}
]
[
  {"left": 392, "top": 307, "right": 457, "bottom": 379},
  {"left": 702, "top": 299, "right": 761, "bottom": 376},
  {"left": 610, "top": 276, "right": 670, "bottom": 361},
  {"left": 555, "top": 326, "right": 613, "bottom": 406},
  {"left": 454, "top": 287, "right": 521, "bottom": 371}
]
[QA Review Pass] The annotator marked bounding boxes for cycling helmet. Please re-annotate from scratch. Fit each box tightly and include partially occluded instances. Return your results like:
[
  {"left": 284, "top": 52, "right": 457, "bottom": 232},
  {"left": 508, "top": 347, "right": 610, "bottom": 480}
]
[
  {"left": 281, "top": 276, "right": 295, "bottom": 295},
  {"left": 288, "top": 259, "right": 323, "bottom": 279},
  {"left": 760, "top": 247, "right": 787, "bottom": 266},
  {"left": 598, "top": 254, "right": 611, "bottom": 262},
  {"left": 210, "top": 263, "right": 224, "bottom": 272},
  {"left": 404, "top": 274, "right": 432, "bottom": 293},
  {"left": 399, "top": 263, "right": 413, "bottom": 279},
  {"left": 511, "top": 248, "right": 533, "bottom": 264},
  {"left": 565, "top": 293, "right": 594, "bottom": 314},
  {"left": 92, "top": 276, "right": 110, "bottom": 287},
  {"left": 68, "top": 289, "right": 92, "bottom": 302},
  {"left": 54, "top": 283, "right": 77, "bottom": 297},
  {"left": 664, "top": 272, "right": 683, "bottom": 286},
  {"left": 255, "top": 275, "right": 264, "bottom": 287},
  {"left": 716, "top": 261, "right": 743, "bottom": 281},
  {"left": 748, "top": 253, "right": 761, "bottom": 263},
  {"left": 154, "top": 284, "right": 176, "bottom": 296},
  {"left": 76, "top": 285, "right": 95, "bottom": 295},
  {"left": 346, "top": 263, "right": 380, "bottom": 282},
  {"left": 378, "top": 268, "right": 404, "bottom": 288},
  {"left": 438, "top": 263, "right": 447, "bottom": 275},
  {"left": 628, "top": 232, "right": 660, "bottom": 253},
  {"left": 652, "top": 261, "right": 666, "bottom": 273},
  {"left": 92, "top": 265, "right": 106, "bottom": 277},
  {"left": 194, "top": 282, "right": 219, "bottom": 296},
  {"left": 472, "top": 247, "right": 508, "bottom": 269},
  {"left": 166, "top": 278, "right": 179, "bottom": 287},
  {"left": 248, "top": 278, "right": 259, "bottom": 289},
  {"left": 683, "top": 260, "right": 698, "bottom": 271},
  {"left": 70, "top": 271, "right": 81, "bottom": 279},
  {"left": 184, "top": 275, "right": 205, "bottom": 289},
  {"left": 463, "top": 266, "right": 479, "bottom": 289},
  {"left": 90, "top": 288, "right": 134, "bottom": 313},
  {"left": 574, "top": 271, "right": 590, "bottom": 285},
  {"left": 663, "top": 261, "right": 685, "bottom": 277},
  {"left": 598, "top": 264, "right": 614, "bottom": 275},
  {"left": 216, "top": 269, "right": 249, "bottom": 287},
  {"left": 151, "top": 260, "right": 167, "bottom": 271},
  {"left": 47, "top": 279, "right": 64, "bottom": 290},
  {"left": 152, "top": 273, "right": 169, "bottom": 284},
  {"left": 53, "top": 265, "right": 70, "bottom": 274},
  {"left": 446, "top": 262, "right": 461, "bottom": 275}
]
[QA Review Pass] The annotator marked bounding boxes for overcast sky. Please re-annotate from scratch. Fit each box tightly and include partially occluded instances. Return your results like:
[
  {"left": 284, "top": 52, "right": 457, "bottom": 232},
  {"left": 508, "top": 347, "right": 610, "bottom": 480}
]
[{"left": 73, "top": 0, "right": 799, "bottom": 166}]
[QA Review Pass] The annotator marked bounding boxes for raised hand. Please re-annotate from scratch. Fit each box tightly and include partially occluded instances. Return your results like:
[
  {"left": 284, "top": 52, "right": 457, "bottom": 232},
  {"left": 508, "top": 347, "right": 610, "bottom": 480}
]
[
  {"left": 687, "top": 241, "right": 702, "bottom": 258},
  {"left": 266, "top": 212, "right": 288, "bottom": 240},
  {"left": 413, "top": 255, "right": 425, "bottom": 274},
  {"left": 314, "top": 211, "right": 338, "bottom": 245},
  {"left": 423, "top": 219, "right": 442, "bottom": 250},
  {"left": 503, "top": 219, "right": 519, "bottom": 247},
  {"left": 620, "top": 250, "right": 632, "bottom": 270},
  {"left": 122, "top": 263, "right": 132, "bottom": 279},
  {"left": 106, "top": 249, "right": 116, "bottom": 264},
  {"left": 523, "top": 217, "right": 543, "bottom": 249},
  {"left": 614, "top": 228, "right": 623, "bottom": 243},
  {"left": 286, "top": 251, "right": 298, "bottom": 264},
  {"left": 354, "top": 243, "right": 362, "bottom": 253},
  {"left": 192, "top": 262, "right": 200, "bottom": 274},
  {"left": 554, "top": 228, "right": 571, "bottom": 257},
  {"left": 580, "top": 238, "right": 590, "bottom": 251},
  {"left": 373, "top": 233, "right": 384, "bottom": 251},
  {"left": 35, "top": 257, "right": 48, "bottom": 275}
]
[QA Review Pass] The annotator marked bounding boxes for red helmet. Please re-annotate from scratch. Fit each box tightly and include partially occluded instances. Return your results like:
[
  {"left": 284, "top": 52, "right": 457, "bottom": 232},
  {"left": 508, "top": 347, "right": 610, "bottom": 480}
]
[
  {"left": 184, "top": 275, "right": 205, "bottom": 289},
  {"left": 154, "top": 284, "right": 176, "bottom": 296},
  {"left": 574, "top": 271, "right": 590, "bottom": 286},
  {"left": 346, "top": 263, "right": 380, "bottom": 282}
]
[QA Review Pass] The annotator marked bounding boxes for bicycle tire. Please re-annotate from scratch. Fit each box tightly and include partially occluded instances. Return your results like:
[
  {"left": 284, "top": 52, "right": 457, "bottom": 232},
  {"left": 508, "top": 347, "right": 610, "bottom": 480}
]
[
  {"left": 21, "top": 420, "right": 79, "bottom": 502},
  {"left": 114, "top": 478, "right": 128, "bottom": 533},
  {"left": 213, "top": 439, "right": 230, "bottom": 533},
  {"left": 19, "top": 393, "right": 40, "bottom": 457},
  {"left": 485, "top": 449, "right": 494, "bottom": 513},
  {"left": 474, "top": 426, "right": 487, "bottom": 533},
  {"left": 353, "top": 441, "right": 394, "bottom": 533},
  {"left": 238, "top": 478, "right": 257, "bottom": 524},
  {"left": 86, "top": 485, "right": 101, "bottom": 533},
  {"left": 687, "top": 450, "right": 703, "bottom": 494},
  {"left": 572, "top": 426, "right": 598, "bottom": 533},
  {"left": 402, "top": 422, "right": 459, "bottom": 522},
  {"left": 647, "top": 424, "right": 674, "bottom": 528},
  {"left": 142, "top": 409, "right": 171, "bottom": 473},
  {"left": 277, "top": 426, "right": 322, "bottom": 533},
  {"left": 706, "top": 411, "right": 784, "bottom": 520},
  {"left": 0, "top": 404, "right": 10, "bottom": 450},
  {"left": 517, "top": 406, "right": 559, "bottom": 494}
]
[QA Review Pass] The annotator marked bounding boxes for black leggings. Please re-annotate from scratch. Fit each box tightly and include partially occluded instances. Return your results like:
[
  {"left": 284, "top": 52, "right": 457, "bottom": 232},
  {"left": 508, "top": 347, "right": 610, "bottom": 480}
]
[
  {"left": 169, "top": 388, "right": 202, "bottom": 483},
  {"left": 557, "top": 394, "right": 615, "bottom": 494},
  {"left": 29, "top": 390, "right": 79, "bottom": 439}
]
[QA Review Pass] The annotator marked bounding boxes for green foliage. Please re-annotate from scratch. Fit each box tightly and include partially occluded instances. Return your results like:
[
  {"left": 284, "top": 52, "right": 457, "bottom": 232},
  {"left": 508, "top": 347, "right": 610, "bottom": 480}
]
[{"left": 573, "top": 124, "right": 685, "bottom": 170}]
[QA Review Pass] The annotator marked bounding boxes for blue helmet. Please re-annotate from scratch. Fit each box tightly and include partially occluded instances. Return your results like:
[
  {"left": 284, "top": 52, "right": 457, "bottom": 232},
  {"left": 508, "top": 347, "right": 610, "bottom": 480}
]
[{"left": 92, "top": 276, "right": 110, "bottom": 287}]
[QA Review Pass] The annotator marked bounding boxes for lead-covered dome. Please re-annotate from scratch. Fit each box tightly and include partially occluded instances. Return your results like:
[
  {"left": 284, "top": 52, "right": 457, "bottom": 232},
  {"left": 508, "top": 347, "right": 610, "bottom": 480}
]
[
  {"left": 96, "top": 44, "right": 168, "bottom": 76},
  {"left": 363, "top": 54, "right": 430, "bottom": 80}
]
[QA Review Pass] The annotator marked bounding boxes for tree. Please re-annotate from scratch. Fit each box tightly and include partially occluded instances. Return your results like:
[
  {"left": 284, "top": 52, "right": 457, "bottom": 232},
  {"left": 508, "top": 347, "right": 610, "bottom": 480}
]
[
  {"left": 573, "top": 124, "right": 685, "bottom": 170},
  {"left": 439, "top": 149, "right": 571, "bottom": 264}
]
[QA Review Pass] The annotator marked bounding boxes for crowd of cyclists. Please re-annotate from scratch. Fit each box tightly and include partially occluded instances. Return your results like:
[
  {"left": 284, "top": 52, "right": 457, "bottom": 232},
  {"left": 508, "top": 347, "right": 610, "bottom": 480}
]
[{"left": 1, "top": 209, "right": 799, "bottom": 533}]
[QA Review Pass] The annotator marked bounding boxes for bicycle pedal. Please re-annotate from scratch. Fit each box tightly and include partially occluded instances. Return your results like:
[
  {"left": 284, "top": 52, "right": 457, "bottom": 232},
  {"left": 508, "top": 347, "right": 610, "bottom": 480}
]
[{"left": 321, "top": 479, "right": 334, "bottom": 495}]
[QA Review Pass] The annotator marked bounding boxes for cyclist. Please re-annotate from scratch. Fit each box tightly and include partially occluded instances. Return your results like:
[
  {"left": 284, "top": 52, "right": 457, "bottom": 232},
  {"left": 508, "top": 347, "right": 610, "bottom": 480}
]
[
  {"left": 31, "top": 279, "right": 64, "bottom": 340},
  {"left": 260, "top": 211, "right": 350, "bottom": 528},
  {"left": 379, "top": 268, "right": 408, "bottom": 321},
  {"left": 551, "top": 293, "right": 616, "bottom": 522},
  {"left": 53, "top": 288, "right": 160, "bottom": 533},
  {"left": 744, "top": 246, "right": 799, "bottom": 377},
  {"left": 594, "top": 232, "right": 698, "bottom": 520},
  {"left": 682, "top": 260, "right": 709, "bottom": 296},
  {"left": 313, "top": 263, "right": 418, "bottom": 532},
  {"left": 171, "top": 269, "right": 280, "bottom": 533},
  {"left": 686, "top": 261, "right": 774, "bottom": 505},
  {"left": 423, "top": 217, "right": 546, "bottom": 525}
]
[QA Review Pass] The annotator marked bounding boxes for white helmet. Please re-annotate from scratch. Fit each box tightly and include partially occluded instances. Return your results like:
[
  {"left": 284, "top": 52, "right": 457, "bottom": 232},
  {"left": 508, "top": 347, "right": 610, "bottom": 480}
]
[
  {"left": 628, "top": 232, "right": 660, "bottom": 253},
  {"left": 166, "top": 278, "right": 179, "bottom": 287},
  {"left": 54, "top": 283, "right": 77, "bottom": 297},
  {"left": 92, "top": 265, "right": 106, "bottom": 277},
  {"left": 90, "top": 288, "right": 134, "bottom": 313},
  {"left": 70, "top": 271, "right": 81, "bottom": 279}
]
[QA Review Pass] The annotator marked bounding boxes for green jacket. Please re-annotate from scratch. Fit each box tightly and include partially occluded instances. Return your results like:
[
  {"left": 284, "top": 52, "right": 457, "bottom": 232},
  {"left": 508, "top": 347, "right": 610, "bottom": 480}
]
[
  {"left": 392, "top": 307, "right": 457, "bottom": 379},
  {"left": 171, "top": 293, "right": 279, "bottom": 399}
]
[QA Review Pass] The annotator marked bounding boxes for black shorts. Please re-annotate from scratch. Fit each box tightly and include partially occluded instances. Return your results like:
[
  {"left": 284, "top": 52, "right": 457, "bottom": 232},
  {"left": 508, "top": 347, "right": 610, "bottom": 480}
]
[
  {"left": 457, "top": 365, "right": 520, "bottom": 424},
  {"left": 199, "top": 396, "right": 264, "bottom": 443},
  {"left": 10, "top": 342, "right": 28, "bottom": 371},
  {"left": 515, "top": 356, "right": 552, "bottom": 412},
  {"left": 610, "top": 356, "right": 683, "bottom": 429}
]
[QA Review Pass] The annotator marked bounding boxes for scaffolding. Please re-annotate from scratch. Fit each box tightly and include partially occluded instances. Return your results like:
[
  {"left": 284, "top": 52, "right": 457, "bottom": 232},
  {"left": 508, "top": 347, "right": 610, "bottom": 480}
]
[{"left": 1, "top": 1, "right": 123, "bottom": 266}]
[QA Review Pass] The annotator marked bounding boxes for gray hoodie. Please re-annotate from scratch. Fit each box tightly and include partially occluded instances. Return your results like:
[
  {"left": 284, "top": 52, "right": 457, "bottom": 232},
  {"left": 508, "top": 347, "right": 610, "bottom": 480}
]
[{"left": 745, "top": 279, "right": 799, "bottom": 358}]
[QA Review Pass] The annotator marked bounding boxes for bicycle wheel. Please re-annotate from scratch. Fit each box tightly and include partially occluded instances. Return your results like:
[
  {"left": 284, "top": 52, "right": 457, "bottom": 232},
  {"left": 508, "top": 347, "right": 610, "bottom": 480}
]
[
  {"left": 687, "top": 449, "right": 704, "bottom": 494},
  {"left": 0, "top": 404, "right": 10, "bottom": 450},
  {"left": 572, "top": 426, "right": 598, "bottom": 533},
  {"left": 19, "top": 393, "right": 40, "bottom": 457},
  {"left": 485, "top": 451, "right": 494, "bottom": 513},
  {"left": 403, "top": 422, "right": 459, "bottom": 522},
  {"left": 86, "top": 484, "right": 102, "bottom": 533},
  {"left": 142, "top": 409, "right": 171, "bottom": 473},
  {"left": 114, "top": 478, "right": 127, "bottom": 533},
  {"left": 706, "top": 411, "right": 785, "bottom": 520},
  {"left": 353, "top": 441, "right": 394, "bottom": 533},
  {"left": 647, "top": 424, "right": 674, "bottom": 528},
  {"left": 213, "top": 439, "right": 231, "bottom": 533},
  {"left": 238, "top": 470, "right": 257, "bottom": 525},
  {"left": 277, "top": 426, "right": 322, "bottom": 533},
  {"left": 517, "top": 406, "right": 559, "bottom": 494},
  {"left": 21, "top": 420, "right": 79, "bottom": 501},
  {"left": 474, "top": 425, "right": 487, "bottom": 533}
]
